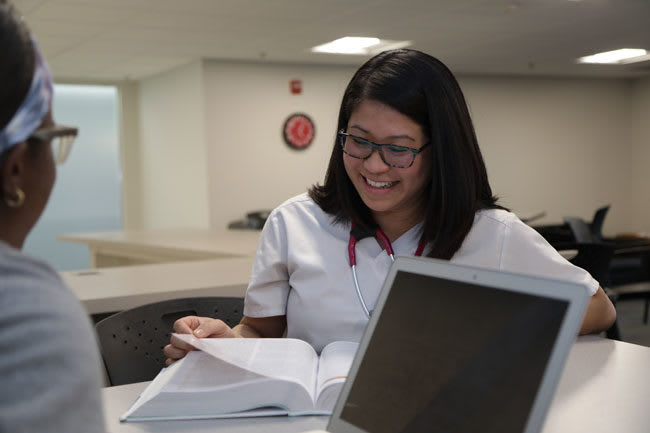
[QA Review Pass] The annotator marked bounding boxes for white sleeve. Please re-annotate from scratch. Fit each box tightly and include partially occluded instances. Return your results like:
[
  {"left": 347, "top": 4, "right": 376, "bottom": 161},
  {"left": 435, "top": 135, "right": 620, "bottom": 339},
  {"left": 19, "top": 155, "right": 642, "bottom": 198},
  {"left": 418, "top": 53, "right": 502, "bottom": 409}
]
[
  {"left": 501, "top": 218, "right": 600, "bottom": 295},
  {"left": 243, "top": 209, "right": 291, "bottom": 317}
]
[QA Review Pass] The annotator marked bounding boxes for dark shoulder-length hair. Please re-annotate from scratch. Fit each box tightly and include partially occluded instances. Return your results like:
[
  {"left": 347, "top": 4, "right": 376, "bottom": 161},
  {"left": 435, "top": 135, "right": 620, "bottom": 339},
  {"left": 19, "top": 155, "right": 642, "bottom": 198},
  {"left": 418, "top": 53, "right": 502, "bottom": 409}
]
[{"left": 308, "top": 48, "right": 505, "bottom": 260}]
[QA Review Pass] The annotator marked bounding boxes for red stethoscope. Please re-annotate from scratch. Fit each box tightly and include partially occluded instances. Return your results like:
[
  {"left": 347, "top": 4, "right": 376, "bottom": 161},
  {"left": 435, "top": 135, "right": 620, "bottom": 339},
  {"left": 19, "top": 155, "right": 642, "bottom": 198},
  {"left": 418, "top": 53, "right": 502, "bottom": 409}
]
[{"left": 348, "top": 224, "right": 426, "bottom": 318}]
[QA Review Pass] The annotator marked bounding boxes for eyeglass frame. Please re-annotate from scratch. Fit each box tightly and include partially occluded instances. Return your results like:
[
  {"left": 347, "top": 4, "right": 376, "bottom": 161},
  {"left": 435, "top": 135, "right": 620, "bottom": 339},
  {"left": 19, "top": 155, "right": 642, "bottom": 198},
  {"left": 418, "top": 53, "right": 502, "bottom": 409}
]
[
  {"left": 337, "top": 130, "right": 430, "bottom": 168},
  {"left": 29, "top": 124, "right": 78, "bottom": 165}
]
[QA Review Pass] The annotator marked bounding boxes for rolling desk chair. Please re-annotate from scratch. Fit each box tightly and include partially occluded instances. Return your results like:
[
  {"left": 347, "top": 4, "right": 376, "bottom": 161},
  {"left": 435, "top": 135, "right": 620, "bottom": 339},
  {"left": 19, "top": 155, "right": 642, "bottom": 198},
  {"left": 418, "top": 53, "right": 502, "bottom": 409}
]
[{"left": 95, "top": 296, "right": 244, "bottom": 386}]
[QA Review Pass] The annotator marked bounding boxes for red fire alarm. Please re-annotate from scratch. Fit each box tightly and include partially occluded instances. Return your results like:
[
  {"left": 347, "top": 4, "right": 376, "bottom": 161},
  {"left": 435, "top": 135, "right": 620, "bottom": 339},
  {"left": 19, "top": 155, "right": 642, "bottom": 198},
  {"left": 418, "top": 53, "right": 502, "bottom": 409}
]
[{"left": 290, "top": 79, "right": 302, "bottom": 94}]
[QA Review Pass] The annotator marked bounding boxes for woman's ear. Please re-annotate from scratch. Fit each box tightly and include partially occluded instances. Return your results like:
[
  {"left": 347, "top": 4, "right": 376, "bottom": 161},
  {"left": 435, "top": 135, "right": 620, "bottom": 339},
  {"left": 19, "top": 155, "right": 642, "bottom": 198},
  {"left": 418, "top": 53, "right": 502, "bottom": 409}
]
[{"left": 1, "top": 141, "right": 28, "bottom": 201}]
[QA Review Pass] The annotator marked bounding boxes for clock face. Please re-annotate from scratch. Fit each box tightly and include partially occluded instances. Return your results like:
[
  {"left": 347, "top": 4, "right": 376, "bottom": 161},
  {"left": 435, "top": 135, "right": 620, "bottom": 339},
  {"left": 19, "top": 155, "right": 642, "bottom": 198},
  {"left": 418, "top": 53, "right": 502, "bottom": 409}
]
[{"left": 283, "top": 113, "right": 315, "bottom": 150}]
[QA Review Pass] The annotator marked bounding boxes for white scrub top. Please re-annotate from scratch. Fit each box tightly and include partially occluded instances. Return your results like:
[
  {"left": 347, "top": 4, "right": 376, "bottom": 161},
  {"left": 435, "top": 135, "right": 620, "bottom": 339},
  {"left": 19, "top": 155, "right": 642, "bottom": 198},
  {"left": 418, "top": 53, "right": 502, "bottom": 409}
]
[{"left": 244, "top": 193, "right": 598, "bottom": 352}]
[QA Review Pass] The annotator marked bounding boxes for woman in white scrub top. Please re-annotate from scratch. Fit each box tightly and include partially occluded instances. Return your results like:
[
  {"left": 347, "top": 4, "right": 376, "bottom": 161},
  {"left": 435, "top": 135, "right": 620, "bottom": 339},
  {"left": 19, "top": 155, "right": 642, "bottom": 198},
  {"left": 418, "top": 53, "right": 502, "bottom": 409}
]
[{"left": 164, "top": 49, "right": 616, "bottom": 361}]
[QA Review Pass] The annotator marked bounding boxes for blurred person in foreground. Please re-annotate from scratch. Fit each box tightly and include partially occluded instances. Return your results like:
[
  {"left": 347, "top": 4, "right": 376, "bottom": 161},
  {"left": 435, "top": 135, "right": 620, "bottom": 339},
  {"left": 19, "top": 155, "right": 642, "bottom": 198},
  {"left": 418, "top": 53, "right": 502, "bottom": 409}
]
[{"left": 0, "top": 1, "right": 105, "bottom": 431}]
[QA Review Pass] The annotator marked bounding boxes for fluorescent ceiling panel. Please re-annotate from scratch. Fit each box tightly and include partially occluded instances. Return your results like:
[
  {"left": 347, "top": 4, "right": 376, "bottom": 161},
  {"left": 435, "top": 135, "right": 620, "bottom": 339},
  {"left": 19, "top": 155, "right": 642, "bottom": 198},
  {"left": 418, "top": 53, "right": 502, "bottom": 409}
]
[
  {"left": 577, "top": 48, "right": 648, "bottom": 64},
  {"left": 311, "top": 37, "right": 411, "bottom": 55}
]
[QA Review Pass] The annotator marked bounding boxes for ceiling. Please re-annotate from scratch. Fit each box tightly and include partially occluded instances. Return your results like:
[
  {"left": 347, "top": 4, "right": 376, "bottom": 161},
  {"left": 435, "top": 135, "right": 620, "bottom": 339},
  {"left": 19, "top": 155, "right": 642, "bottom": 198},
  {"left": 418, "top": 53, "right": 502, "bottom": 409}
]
[{"left": 12, "top": 0, "right": 650, "bottom": 82}]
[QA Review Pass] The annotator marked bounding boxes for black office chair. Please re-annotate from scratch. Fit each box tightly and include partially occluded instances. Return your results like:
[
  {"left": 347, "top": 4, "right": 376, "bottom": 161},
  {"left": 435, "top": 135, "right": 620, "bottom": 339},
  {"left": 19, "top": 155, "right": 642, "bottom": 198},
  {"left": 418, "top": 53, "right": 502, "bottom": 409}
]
[
  {"left": 564, "top": 210, "right": 650, "bottom": 326},
  {"left": 563, "top": 216, "right": 594, "bottom": 243},
  {"left": 589, "top": 205, "right": 610, "bottom": 242},
  {"left": 606, "top": 248, "right": 650, "bottom": 325},
  {"left": 96, "top": 296, "right": 244, "bottom": 386},
  {"left": 571, "top": 243, "right": 621, "bottom": 340},
  {"left": 228, "top": 210, "right": 271, "bottom": 230},
  {"left": 559, "top": 242, "right": 614, "bottom": 285},
  {"left": 555, "top": 228, "right": 621, "bottom": 340}
]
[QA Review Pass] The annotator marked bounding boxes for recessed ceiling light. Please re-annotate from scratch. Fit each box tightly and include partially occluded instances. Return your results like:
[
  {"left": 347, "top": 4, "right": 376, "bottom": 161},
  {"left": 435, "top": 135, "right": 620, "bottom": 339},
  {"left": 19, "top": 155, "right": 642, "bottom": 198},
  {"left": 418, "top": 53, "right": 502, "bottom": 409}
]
[
  {"left": 311, "top": 37, "right": 411, "bottom": 55},
  {"left": 577, "top": 48, "right": 648, "bottom": 64}
]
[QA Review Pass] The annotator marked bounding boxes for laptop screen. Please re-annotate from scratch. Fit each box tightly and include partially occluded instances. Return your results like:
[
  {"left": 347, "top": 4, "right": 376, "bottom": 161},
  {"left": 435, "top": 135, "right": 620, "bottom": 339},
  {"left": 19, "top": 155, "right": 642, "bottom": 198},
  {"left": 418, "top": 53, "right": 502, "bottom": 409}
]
[{"left": 339, "top": 270, "right": 569, "bottom": 433}]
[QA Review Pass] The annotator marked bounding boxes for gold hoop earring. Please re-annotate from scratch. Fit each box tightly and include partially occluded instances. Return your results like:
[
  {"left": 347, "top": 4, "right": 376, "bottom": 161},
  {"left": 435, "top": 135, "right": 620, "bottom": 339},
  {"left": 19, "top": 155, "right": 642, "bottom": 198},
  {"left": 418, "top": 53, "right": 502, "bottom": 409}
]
[{"left": 5, "top": 188, "right": 25, "bottom": 208}]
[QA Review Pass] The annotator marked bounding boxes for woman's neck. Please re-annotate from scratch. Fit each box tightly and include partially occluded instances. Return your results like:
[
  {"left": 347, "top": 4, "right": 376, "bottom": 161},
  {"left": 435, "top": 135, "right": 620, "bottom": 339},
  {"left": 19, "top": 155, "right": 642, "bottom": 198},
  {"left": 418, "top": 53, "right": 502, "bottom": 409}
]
[
  {"left": 372, "top": 209, "right": 422, "bottom": 243},
  {"left": 0, "top": 215, "right": 27, "bottom": 249}
]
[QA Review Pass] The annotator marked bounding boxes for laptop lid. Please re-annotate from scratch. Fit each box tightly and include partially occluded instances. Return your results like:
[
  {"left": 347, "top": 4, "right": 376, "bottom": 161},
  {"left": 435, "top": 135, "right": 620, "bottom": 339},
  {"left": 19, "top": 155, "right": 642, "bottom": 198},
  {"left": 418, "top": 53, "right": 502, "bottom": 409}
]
[{"left": 327, "top": 256, "right": 590, "bottom": 433}]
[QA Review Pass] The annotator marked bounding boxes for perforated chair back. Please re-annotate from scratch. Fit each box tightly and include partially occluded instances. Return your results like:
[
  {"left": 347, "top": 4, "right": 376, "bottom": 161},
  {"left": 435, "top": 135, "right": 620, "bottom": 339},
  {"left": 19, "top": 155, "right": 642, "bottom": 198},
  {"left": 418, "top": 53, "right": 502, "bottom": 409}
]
[{"left": 95, "top": 296, "right": 244, "bottom": 386}]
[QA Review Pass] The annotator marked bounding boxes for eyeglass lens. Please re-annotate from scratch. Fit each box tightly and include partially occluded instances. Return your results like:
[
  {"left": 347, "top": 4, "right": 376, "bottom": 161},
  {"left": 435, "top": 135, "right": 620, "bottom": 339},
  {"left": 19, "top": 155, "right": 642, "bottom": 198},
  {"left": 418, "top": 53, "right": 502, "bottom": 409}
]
[
  {"left": 341, "top": 134, "right": 415, "bottom": 168},
  {"left": 52, "top": 135, "right": 75, "bottom": 165}
]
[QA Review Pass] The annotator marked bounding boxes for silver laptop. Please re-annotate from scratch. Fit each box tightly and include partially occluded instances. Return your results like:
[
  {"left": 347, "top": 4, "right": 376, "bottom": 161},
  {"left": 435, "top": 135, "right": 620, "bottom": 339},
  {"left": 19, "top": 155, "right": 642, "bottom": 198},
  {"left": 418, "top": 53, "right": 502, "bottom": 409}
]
[{"left": 314, "top": 256, "right": 590, "bottom": 433}]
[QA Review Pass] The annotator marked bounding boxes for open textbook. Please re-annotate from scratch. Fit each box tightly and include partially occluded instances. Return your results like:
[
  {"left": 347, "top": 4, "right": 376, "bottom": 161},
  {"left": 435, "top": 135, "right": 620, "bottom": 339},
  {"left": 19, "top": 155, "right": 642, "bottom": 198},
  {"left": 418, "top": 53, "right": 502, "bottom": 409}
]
[{"left": 121, "top": 334, "right": 358, "bottom": 421}]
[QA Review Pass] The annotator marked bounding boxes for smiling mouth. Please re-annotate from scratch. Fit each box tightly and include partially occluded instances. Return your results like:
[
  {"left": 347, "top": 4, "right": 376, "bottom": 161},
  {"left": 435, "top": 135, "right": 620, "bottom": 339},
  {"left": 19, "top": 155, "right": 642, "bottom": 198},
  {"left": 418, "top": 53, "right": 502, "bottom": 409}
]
[{"left": 364, "top": 177, "right": 397, "bottom": 189}]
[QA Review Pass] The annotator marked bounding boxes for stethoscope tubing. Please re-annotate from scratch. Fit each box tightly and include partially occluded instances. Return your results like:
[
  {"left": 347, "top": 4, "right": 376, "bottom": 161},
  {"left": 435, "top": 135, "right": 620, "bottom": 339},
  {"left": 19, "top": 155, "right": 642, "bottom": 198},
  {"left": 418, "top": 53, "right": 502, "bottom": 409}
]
[
  {"left": 351, "top": 264, "right": 371, "bottom": 318},
  {"left": 348, "top": 225, "right": 423, "bottom": 318}
]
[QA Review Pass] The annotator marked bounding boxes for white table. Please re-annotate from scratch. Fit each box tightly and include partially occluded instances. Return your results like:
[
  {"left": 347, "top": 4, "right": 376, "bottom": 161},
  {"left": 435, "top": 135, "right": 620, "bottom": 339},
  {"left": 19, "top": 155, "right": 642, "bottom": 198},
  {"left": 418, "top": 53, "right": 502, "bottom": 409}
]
[
  {"left": 101, "top": 336, "right": 650, "bottom": 433},
  {"left": 62, "top": 257, "right": 253, "bottom": 315},
  {"left": 58, "top": 229, "right": 261, "bottom": 267}
]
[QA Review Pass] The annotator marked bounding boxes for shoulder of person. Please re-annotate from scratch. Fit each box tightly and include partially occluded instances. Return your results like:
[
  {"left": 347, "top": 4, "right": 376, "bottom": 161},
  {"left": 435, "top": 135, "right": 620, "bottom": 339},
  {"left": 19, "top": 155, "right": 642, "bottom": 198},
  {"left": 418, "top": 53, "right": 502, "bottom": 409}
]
[
  {"left": 473, "top": 208, "right": 555, "bottom": 253},
  {"left": 0, "top": 242, "right": 92, "bottom": 334},
  {"left": 0, "top": 240, "right": 60, "bottom": 274},
  {"left": 0, "top": 250, "right": 105, "bottom": 432},
  {"left": 269, "top": 193, "right": 332, "bottom": 225},
  {"left": 474, "top": 208, "right": 524, "bottom": 230},
  {"left": 272, "top": 192, "right": 319, "bottom": 214},
  {"left": 0, "top": 242, "right": 67, "bottom": 293},
  {"left": 265, "top": 192, "right": 345, "bottom": 239},
  {"left": 0, "top": 243, "right": 103, "bottom": 392}
]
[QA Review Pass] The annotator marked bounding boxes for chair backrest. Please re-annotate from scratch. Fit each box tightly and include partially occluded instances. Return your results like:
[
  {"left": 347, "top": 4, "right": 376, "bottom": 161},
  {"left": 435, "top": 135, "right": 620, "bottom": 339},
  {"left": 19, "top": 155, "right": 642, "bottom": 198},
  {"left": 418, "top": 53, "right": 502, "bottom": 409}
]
[
  {"left": 95, "top": 296, "right": 244, "bottom": 386},
  {"left": 590, "top": 205, "right": 610, "bottom": 242},
  {"left": 567, "top": 243, "right": 614, "bottom": 285},
  {"left": 563, "top": 216, "right": 594, "bottom": 243}
]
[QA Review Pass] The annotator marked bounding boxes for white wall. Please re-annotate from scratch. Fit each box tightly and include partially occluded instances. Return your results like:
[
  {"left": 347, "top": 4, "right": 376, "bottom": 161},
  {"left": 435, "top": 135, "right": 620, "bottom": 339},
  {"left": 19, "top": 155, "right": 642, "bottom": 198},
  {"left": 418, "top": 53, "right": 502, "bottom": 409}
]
[
  {"left": 118, "top": 81, "right": 143, "bottom": 229},
  {"left": 203, "top": 61, "right": 356, "bottom": 229},
  {"left": 629, "top": 76, "right": 650, "bottom": 234},
  {"left": 461, "top": 76, "right": 634, "bottom": 235},
  {"left": 123, "top": 59, "right": 650, "bottom": 236},
  {"left": 136, "top": 61, "right": 210, "bottom": 229}
]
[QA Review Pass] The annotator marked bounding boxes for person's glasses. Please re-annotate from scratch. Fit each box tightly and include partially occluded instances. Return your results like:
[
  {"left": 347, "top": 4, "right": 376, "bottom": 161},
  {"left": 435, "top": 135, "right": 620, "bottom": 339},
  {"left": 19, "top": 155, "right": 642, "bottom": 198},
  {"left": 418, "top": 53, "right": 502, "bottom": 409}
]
[
  {"left": 29, "top": 124, "right": 78, "bottom": 165},
  {"left": 338, "top": 131, "right": 429, "bottom": 168}
]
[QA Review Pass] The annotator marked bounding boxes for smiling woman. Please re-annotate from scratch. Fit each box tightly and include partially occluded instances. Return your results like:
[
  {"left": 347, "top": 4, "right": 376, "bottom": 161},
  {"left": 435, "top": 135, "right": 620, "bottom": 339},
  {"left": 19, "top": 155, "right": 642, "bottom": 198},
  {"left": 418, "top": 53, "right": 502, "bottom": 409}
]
[
  {"left": 165, "top": 48, "right": 616, "bottom": 365},
  {"left": 340, "top": 99, "right": 432, "bottom": 242}
]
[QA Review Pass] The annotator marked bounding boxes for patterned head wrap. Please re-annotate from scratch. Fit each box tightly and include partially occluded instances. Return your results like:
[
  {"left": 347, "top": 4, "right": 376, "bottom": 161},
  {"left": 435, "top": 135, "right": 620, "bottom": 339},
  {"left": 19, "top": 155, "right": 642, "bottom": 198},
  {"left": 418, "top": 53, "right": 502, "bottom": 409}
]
[{"left": 0, "top": 37, "right": 53, "bottom": 155}]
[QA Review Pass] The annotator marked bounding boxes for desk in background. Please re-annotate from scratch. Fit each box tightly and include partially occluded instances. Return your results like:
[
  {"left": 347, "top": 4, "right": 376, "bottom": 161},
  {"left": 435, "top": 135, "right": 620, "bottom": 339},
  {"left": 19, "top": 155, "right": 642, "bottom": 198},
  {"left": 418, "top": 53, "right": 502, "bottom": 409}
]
[
  {"left": 102, "top": 337, "right": 650, "bottom": 433},
  {"left": 58, "top": 228, "right": 262, "bottom": 267},
  {"left": 62, "top": 257, "right": 253, "bottom": 317}
]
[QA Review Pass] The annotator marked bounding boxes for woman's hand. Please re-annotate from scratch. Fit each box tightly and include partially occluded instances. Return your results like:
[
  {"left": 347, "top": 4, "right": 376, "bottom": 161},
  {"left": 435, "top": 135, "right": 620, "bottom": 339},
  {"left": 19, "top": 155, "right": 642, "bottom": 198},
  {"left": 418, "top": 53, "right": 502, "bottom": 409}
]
[
  {"left": 163, "top": 314, "right": 287, "bottom": 366},
  {"left": 163, "top": 316, "right": 235, "bottom": 366}
]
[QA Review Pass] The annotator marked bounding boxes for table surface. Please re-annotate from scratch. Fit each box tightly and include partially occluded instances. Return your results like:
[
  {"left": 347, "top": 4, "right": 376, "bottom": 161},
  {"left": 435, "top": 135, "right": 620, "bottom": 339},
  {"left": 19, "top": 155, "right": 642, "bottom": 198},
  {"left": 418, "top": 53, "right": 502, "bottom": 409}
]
[
  {"left": 62, "top": 257, "right": 254, "bottom": 314},
  {"left": 58, "top": 228, "right": 262, "bottom": 258},
  {"left": 102, "top": 336, "right": 650, "bottom": 433}
]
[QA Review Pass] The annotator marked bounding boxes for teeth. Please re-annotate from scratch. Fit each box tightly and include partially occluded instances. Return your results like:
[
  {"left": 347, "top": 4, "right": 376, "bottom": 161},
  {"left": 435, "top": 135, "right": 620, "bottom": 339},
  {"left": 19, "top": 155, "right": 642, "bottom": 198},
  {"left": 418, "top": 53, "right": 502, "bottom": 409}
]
[{"left": 365, "top": 178, "right": 395, "bottom": 188}]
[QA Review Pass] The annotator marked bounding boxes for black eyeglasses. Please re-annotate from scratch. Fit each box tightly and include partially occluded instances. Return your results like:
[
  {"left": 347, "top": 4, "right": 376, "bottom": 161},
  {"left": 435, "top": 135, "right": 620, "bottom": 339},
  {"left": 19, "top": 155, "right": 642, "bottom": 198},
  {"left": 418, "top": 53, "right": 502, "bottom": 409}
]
[
  {"left": 29, "top": 124, "right": 78, "bottom": 165},
  {"left": 338, "top": 131, "right": 429, "bottom": 168}
]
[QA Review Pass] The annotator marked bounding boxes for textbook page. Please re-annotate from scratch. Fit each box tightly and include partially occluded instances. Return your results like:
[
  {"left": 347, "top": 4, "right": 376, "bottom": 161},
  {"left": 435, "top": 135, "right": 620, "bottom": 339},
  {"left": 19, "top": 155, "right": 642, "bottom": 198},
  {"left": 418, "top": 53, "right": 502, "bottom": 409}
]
[
  {"left": 175, "top": 335, "right": 319, "bottom": 400},
  {"left": 121, "top": 351, "right": 283, "bottom": 420},
  {"left": 315, "top": 341, "right": 359, "bottom": 411},
  {"left": 122, "top": 337, "right": 324, "bottom": 420}
]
